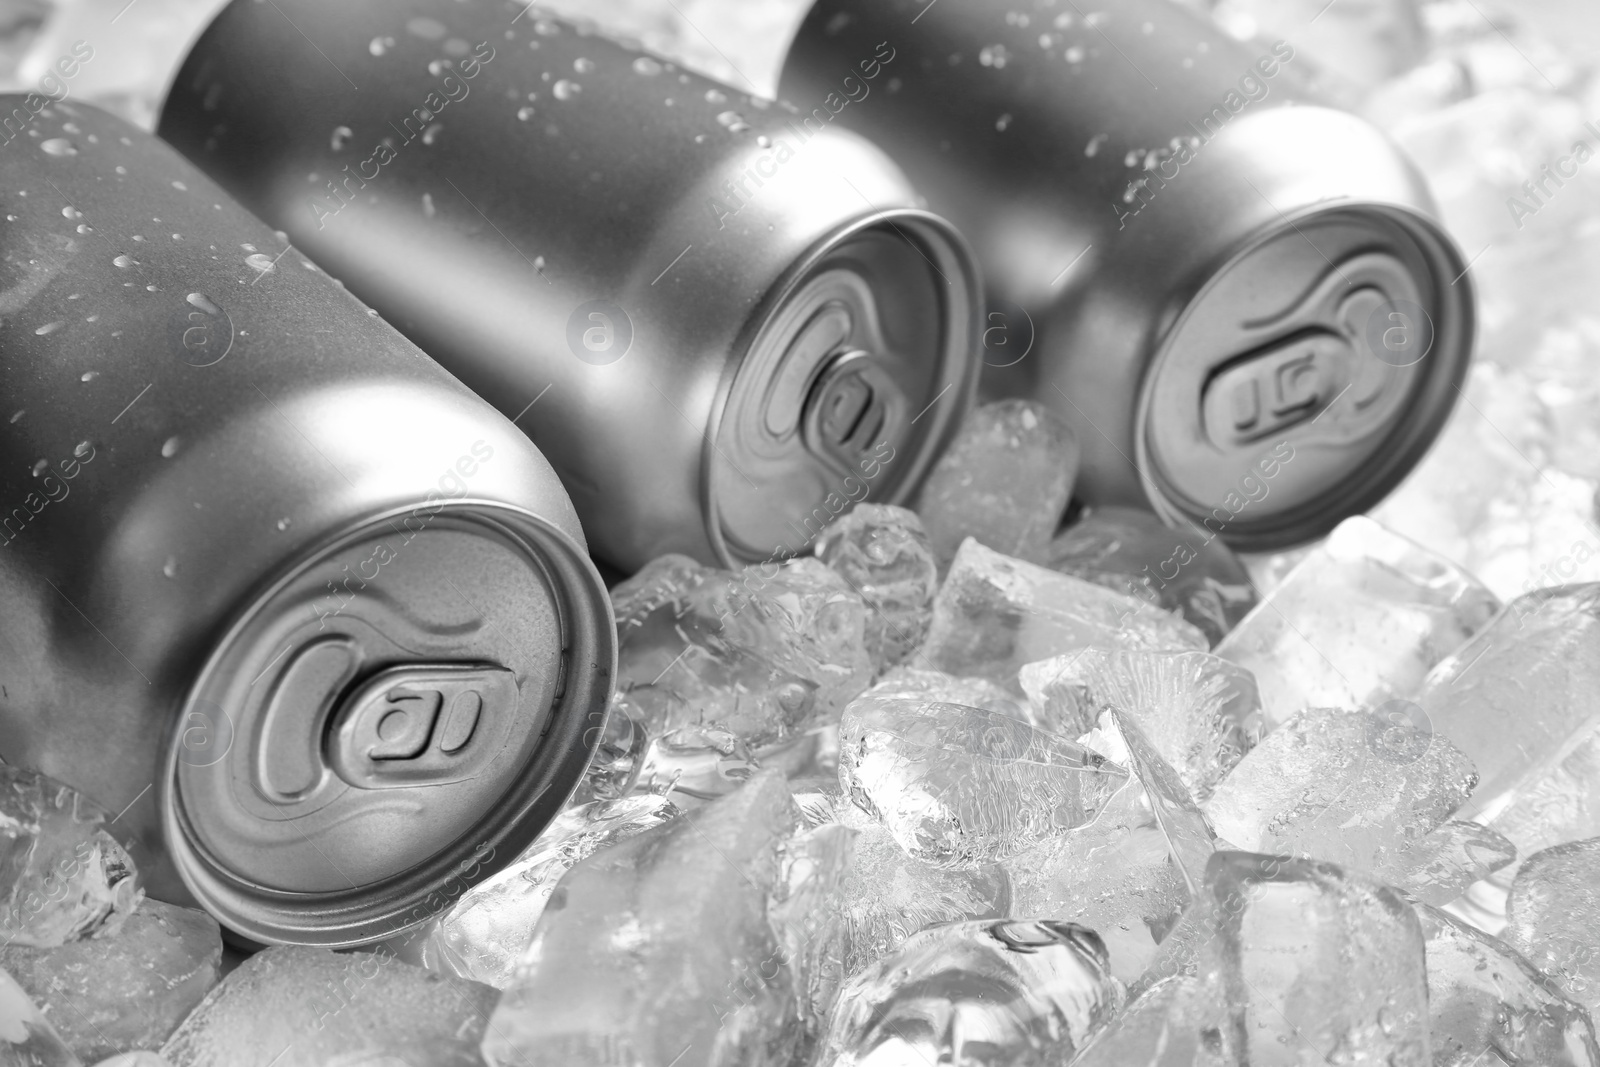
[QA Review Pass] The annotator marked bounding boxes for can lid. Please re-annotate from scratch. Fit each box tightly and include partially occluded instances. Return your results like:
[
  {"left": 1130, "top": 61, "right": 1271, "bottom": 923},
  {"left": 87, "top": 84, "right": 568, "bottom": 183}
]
[
  {"left": 707, "top": 212, "right": 979, "bottom": 563},
  {"left": 1137, "top": 204, "right": 1473, "bottom": 549},
  {"left": 163, "top": 503, "right": 613, "bottom": 947}
]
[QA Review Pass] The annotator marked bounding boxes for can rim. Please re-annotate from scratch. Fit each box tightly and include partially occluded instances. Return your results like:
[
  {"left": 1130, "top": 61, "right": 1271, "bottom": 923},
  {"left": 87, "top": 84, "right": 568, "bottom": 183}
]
[
  {"left": 700, "top": 207, "right": 982, "bottom": 567},
  {"left": 158, "top": 499, "right": 616, "bottom": 947},
  {"left": 1132, "top": 198, "right": 1475, "bottom": 551}
]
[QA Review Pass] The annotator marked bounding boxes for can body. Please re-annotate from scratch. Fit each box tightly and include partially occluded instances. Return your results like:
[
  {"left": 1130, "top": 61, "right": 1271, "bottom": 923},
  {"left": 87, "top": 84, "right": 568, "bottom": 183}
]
[
  {"left": 157, "top": 0, "right": 983, "bottom": 572},
  {"left": 0, "top": 98, "right": 615, "bottom": 947},
  {"left": 781, "top": 0, "right": 1475, "bottom": 550}
]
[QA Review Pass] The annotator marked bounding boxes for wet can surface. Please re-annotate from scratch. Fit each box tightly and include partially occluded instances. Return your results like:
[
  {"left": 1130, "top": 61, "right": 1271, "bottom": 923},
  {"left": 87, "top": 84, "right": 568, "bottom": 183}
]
[
  {"left": 157, "top": 0, "right": 983, "bottom": 573},
  {"left": 780, "top": 0, "right": 1475, "bottom": 550},
  {"left": 0, "top": 98, "right": 615, "bottom": 948}
]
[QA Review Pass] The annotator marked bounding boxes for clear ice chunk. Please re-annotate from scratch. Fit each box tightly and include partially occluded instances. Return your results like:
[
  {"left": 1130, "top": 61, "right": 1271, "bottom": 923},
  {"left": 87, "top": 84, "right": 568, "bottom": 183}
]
[
  {"left": 612, "top": 554, "right": 872, "bottom": 750},
  {"left": 1145, "top": 851, "right": 1432, "bottom": 1066},
  {"left": 1419, "top": 584, "right": 1600, "bottom": 862},
  {"left": 1020, "top": 648, "right": 1263, "bottom": 802},
  {"left": 1065, "top": 975, "right": 1233, "bottom": 1067},
  {"left": 813, "top": 503, "right": 939, "bottom": 671},
  {"left": 0, "top": 965, "right": 81, "bottom": 1067},
  {"left": 1418, "top": 900, "right": 1600, "bottom": 1067},
  {"left": 0, "top": 898, "right": 221, "bottom": 1061},
  {"left": 483, "top": 771, "right": 802, "bottom": 1067},
  {"left": 817, "top": 920, "right": 1121, "bottom": 1067},
  {"left": 0, "top": 766, "right": 141, "bottom": 949},
  {"left": 838, "top": 691, "right": 1127, "bottom": 867},
  {"left": 407, "top": 795, "right": 681, "bottom": 988},
  {"left": 567, "top": 694, "right": 647, "bottom": 804},
  {"left": 1110, "top": 708, "right": 1217, "bottom": 892},
  {"left": 1003, "top": 776, "right": 1191, "bottom": 985},
  {"left": 1375, "top": 819, "right": 1517, "bottom": 907},
  {"left": 793, "top": 783, "right": 1012, "bottom": 982},
  {"left": 1215, "top": 516, "right": 1499, "bottom": 729},
  {"left": 1506, "top": 837, "right": 1600, "bottom": 1017},
  {"left": 1046, "top": 505, "right": 1259, "bottom": 647},
  {"left": 912, "top": 399, "right": 1080, "bottom": 567},
  {"left": 1201, "top": 706, "right": 1478, "bottom": 877},
  {"left": 160, "top": 946, "right": 497, "bottom": 1067},
  {"left": 766, "top": 821, "right": 853, "bottom": 1052},
  {"left": 631, "top": 723, "right": 758, "bottom": 805},
  {"left": 870, "top": 665, "right": 1028, "bottom": 717},
  {"left": 917, "top": 539, "right": 1208, "bottom": 692}
]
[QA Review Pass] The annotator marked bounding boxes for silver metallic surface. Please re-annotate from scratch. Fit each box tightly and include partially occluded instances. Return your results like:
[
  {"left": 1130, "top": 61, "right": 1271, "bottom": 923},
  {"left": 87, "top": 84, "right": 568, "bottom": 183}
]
[
  {"left": 157, "top": 0, "right": 983, "bottom": 571},
  {"left": 0, "top": 99, "right": 615, "bottom": 947},
  {"left": 780, "top": 0, "right": 1475, "bottom": 549}
]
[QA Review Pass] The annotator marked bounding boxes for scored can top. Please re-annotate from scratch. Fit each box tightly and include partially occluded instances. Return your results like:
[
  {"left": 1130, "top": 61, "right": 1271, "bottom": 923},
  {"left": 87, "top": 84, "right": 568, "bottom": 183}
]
[
  {"left": 0, "top": 96, "right": 614, "bottom": 947},
  {"left": 158, "top": 0, "right": 983, "bottom": 571},
  {"left": 779, "top": 0, "right": 1474, "bottom": 549}
]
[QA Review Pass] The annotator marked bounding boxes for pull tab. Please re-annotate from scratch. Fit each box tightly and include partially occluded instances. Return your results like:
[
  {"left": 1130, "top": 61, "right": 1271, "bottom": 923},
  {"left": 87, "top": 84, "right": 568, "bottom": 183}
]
[
  {"left": 1202, "top": 332, "right": 1348, "bottom": 447},
  {"left": 801, "top": 349, "right": 904, "bottom": 475},
  {"left": 328, "top": 664, "right": 520, "bottom": 789}
]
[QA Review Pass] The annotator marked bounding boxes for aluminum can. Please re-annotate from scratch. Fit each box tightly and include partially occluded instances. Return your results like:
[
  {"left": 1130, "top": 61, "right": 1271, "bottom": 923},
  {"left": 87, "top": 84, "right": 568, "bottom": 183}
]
[
  {"left": 157, "top": 0, "right": 983, "bottom": 572},
  {"left": 780, "top": 0, "right": 1475, "bottom": 549},
  {"left": 0, "top": 98, "right": 615, "bottom": 948}
]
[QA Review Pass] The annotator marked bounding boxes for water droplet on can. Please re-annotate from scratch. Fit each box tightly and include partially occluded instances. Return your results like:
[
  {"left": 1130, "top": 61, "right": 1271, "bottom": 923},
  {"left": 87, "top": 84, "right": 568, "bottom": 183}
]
[
  {"left": 161, "top": 436, "right": 180, "bottom": 458},
  {"left": 331, "top": 125, "right": 353, "bottom": 150},
  {"left": 61, "top": 206, "right": 82, "bottom": 220},
  {"left": 34, "top": 321, "right": 64, "bottom": 336},
  {"left": 574, "top": 57, "right": 595, "bottom": 74},
  {"left": 369, "top": 35, "right": 393, "bottom": 56},
  {"left": 245, "top": 252, "right": 276, "bottom": 274},
  {"left": 406, "top": 16, "right": 446, "bottom": 40},
  {"left": 553, "top": 80, "right": 580, "bottom": 101},
  {"left": 187, "top": 292, "right": 222, "bottom": 315},
  {"left": 632, "top": 56, "right": 662, "bottom": 76},
  {"left": 40, "top": 138, "right": 77, "bottom": 157}
]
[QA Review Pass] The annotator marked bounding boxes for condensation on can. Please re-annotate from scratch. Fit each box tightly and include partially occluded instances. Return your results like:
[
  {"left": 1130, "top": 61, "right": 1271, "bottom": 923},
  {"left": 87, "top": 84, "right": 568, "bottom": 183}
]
[
  {"left": 158, "top": 0, "right": 983, "bottom": 572},
  {"left": 0, "top": 98, "right": 614, "bottom": 948},
  {"left": 779, "top": 0, "right": 1474, "bottom": 550}
]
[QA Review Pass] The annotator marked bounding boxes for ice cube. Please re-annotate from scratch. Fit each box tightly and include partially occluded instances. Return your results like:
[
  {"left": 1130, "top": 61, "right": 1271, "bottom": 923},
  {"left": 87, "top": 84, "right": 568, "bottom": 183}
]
[
  {"left": 1111, "top": 708, "right": 1217, "bottom": 892},
  {"left": 0, "top": 965, "right": 81, "bottom": 1067},
  {"left": 483, "top": 771, "right": 801, "bottom": 1067},
  {"left": 1418, "top": 900, "right": 1600, "bottom": 1067},
  {"left": 160, "top": 946, "right": 496, "bottom": 1067},
  {"left": 766, "top": 822, "right": 853, "bottom": 1051},
  {"left": 90, "top": 1055, "right": 170, "bottom": 1067},
  {"left": 0, "top": 898, "right": 220, "bottom": 1061},
  {"left": 1003, "top": 777, "right": 1191, "bottom": 985},
  {"left": 1065, "top": 975, "right": 1233, "bottom": 1067},
  {"left": 794, "top": 783, "right": 1013, "bottom": 981},
  {"left": 567, "top": 694, "right": 646, "bottom": 804},
  {"left": 918, "top": 539, "right": 1207, "bottom": 691},
  {"left": 1372, "top": 819, "right": 1516, "bottom": 907},
  {"left": 405, "top": 795, "right": 681, "bottom": 988},
  {"left": 1215, "top": 516, "right": 1499, "bottom": 729},
  {"left": 1020, "top": 648, "right": 1262, "bottom": 802},
  {"left": 1201, "top": 706, "right": 1478, "bottom": 877},
  {"left": 1505, "top": 837, "right": 1600, "bottom": 1016},
  {"left": 1145, "top": 852, "right": 1432, "bottom": 1066},
  {"left": 0, "top": 766, "right": 141, "bottom": 949},
  {"left": 869, "top": 665, "right": 1027, "bottom": 717},
  {"left": 631, "top": 723, "right": 758, "bottom": 805},
  {"left": 912, "top": 399, "right": 1079, "bottom": 567},
  {"left": 817, "top": 920, "right": 1121, "bottom": 1067},
  {"left": 1420, "top": 585, "right": 1600, "bottom": 860},
  {"left": 838, "top": 691, "right": 1127, "bottom": 867},
  {"left": 613, "top": 554, "right": 872, "bottom": 750},
  {"left": 1046, "top": 505, "right": 1258, "bottom": 647},
  {"left": 813, "top": 503, "right": 939, "bottom": 671}
]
